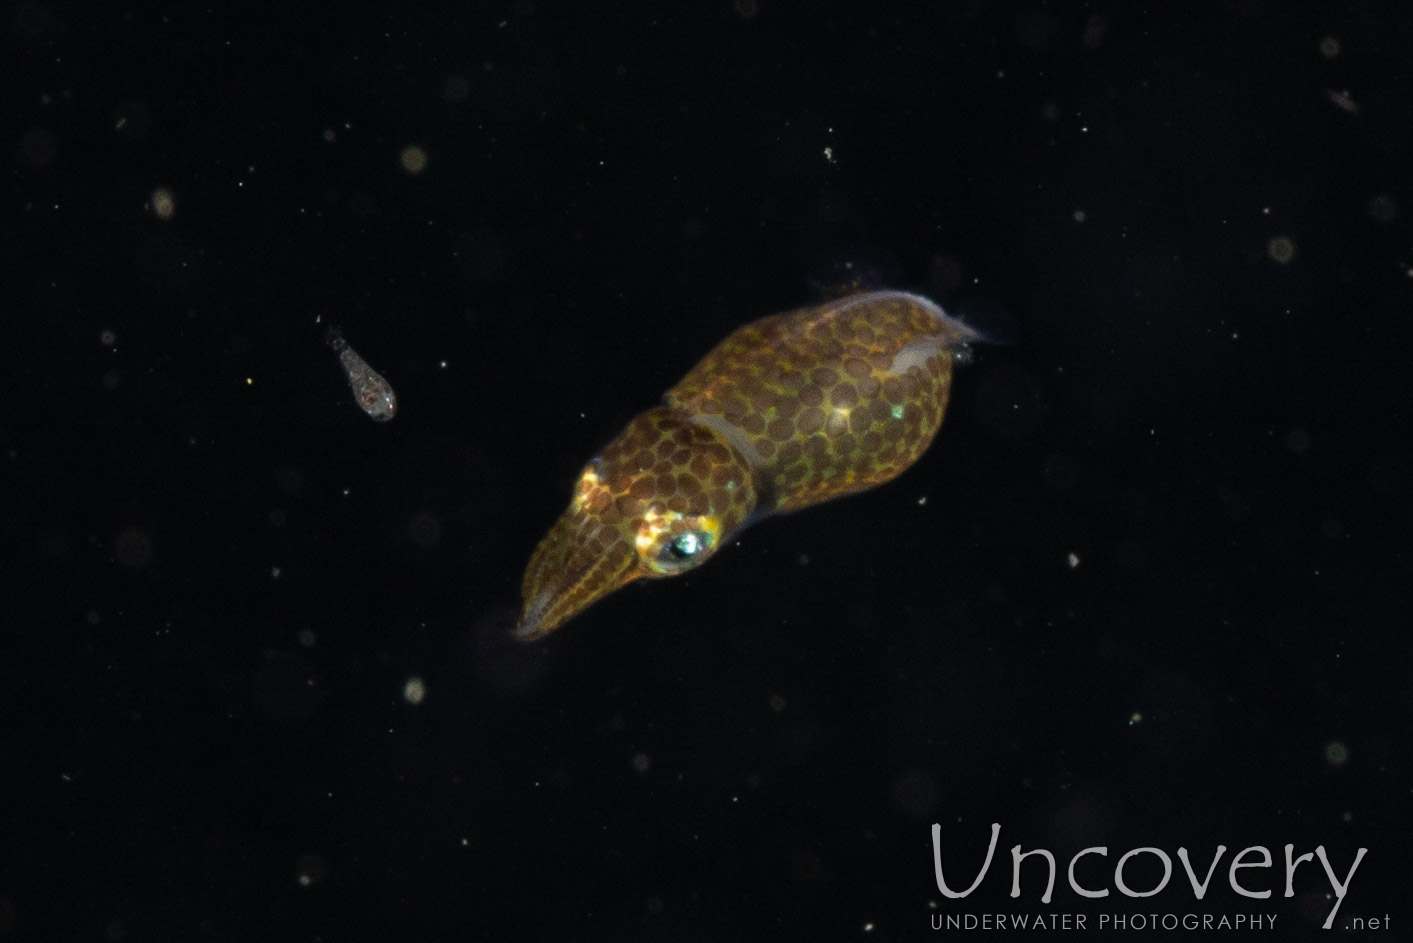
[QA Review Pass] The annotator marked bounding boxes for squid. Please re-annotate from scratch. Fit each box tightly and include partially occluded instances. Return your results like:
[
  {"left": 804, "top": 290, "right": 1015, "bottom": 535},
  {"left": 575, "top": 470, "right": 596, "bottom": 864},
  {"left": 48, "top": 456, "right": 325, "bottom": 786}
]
[{"left": 517, "top": 289, "right": 982, "bottom": 640}]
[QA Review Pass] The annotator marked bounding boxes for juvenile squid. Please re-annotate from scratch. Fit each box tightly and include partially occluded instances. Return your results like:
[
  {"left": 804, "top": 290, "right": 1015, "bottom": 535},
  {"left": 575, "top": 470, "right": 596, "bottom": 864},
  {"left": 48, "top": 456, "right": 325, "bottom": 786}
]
[{"left": 517, "top": 289, "right": 982, "bottom": 640}]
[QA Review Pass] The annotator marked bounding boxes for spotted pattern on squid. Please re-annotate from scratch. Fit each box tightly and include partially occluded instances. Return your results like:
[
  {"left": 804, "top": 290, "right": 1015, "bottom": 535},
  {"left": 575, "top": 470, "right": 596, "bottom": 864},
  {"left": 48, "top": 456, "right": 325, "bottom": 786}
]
[{"left": 518, "top": 290, "right": 982, "bottom": 640}]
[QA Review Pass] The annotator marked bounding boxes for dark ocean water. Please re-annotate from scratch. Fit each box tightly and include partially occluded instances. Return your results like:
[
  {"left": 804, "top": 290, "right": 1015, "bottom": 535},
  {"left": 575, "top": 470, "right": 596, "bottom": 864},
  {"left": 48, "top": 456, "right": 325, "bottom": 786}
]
[{"left": 6, "top": 2, "right": 1409, "bottom": 940}]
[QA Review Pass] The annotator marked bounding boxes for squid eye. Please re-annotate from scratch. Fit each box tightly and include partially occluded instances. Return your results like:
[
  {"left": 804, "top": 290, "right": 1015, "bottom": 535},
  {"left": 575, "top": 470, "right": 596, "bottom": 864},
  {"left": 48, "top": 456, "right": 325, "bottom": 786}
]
[
  {"left": 638, "top": 514, "right": 723, "bottom": 576},
  {"left": 665, "top": 532, "right": 703, "bottom": 561},
  {"left": 648, "top": 529, "right": 715, "bottom": 574}
]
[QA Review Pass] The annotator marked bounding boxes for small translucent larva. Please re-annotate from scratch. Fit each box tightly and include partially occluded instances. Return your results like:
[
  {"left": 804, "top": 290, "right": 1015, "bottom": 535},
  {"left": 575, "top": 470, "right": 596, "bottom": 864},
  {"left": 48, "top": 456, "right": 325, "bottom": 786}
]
[{"left": 324, "top": 326, "right": 397, "bottom": 422}]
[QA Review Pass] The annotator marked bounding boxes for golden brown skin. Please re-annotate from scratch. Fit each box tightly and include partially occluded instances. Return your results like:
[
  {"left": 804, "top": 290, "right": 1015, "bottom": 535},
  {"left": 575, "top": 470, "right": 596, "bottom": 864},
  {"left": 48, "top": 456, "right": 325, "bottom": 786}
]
[{"left": 517, "top": 290, "right": 980, "bottom": 640}]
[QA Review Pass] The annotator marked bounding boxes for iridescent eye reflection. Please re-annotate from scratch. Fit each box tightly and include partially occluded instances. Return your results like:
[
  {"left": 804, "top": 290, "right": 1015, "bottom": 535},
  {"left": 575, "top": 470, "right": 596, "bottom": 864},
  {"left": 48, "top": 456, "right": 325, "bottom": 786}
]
[
  {"left": 670, "top": 533, "right": 702, "bottom": 559},
  {"left": 653, "top": 530, "right": 712, "bottom": 573}
]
